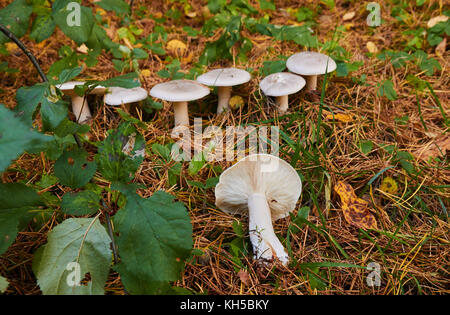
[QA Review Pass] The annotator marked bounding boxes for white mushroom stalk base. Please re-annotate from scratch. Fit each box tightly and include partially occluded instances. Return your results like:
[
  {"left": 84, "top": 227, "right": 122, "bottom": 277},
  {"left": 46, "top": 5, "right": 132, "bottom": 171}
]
[
  {"left": 247, "top": 193, "right": 289, "bottom": 266},
  {"left": 275, "top": 95, "right": 289, "bottom": 114},
  {"left": 305, "top": 75, "right": 318, "bottom": 91},
  {"left": 217, "top": 86, "right": 232, "bottom": 114},
  {"left": 72, "top": 95, "right": 92, "bottom": 124},
  {"left": 173, "top": 101, "right": 190, "bottom": 127}
]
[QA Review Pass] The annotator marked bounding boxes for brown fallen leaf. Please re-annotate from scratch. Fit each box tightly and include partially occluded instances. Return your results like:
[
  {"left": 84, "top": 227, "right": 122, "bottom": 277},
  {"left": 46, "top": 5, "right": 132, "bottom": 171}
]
[
  {"left": 367, "top": 41, "right": 378, "bottom": 54},
  {"left": 343, "top": 11, "right": 356, "bottom": 21},
  {"left": 435, "top": 37, "right": 446, "bottom": 56},
  {"left": 334, "top": 181, "right": 378, "bottom": 230},
  {"left": 413, "top": 134, "right": 450, "bottom": 161},
  {"left": 427, "top": 15, "right": 448, "bottom": 28},
  {"left": 237, "top": 269, "right": 250, "bottom": 285}
]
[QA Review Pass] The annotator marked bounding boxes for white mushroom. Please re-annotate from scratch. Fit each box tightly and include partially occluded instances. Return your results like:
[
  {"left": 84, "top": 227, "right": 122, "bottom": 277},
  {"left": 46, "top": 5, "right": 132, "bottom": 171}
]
[
  {"left": 149, "top": 80, "right": 210, "bottom": 127},
  {"left": 197, "top": 68, "right": 251, "bottom": 114},
  {"left": 57, "top": 81, "right": 106, "bottom": 124},
  {"left": 215, "top": 154, "right": 302, "bottom": 266},
  {"left": 259, "top": 72, "right": 306, "bottom": 114},
  {"left": 286, "top": 51, "right": 337, "bottom": 91},
  {"left": 104, "top": 86, "right": 148, "bottom": 106}
]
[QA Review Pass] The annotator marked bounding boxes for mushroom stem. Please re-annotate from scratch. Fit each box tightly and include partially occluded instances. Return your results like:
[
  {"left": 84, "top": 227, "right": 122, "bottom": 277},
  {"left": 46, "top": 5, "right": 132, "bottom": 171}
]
[
  {"left": 71, "top": 95, "right": 92, "bottom": 124},
  {"left": 275, "top": 95, "right": 289, "bottom": 114},
  {"left": 305, "top": 75, "right": 318, "bottom": 91},
  {"left": 217, "top": 86, "right": 232, "bottom": 114},
  {"left": 173, "top": 101, "right": 190, "bottom": 127},
  {"left": 247, "top": 193, "right": 289, "bottom": 265}
]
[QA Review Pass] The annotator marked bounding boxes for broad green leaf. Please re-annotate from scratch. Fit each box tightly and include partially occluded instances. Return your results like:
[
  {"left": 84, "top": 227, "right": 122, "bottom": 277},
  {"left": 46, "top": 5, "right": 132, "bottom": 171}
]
[
  {"left": 40, "top": 98, "right": 69, "bottom": 131},
  {"left": 377, "top": 80, "right": 397, "bottom": 101},
  {"left": 359, "top": 140, "right": 373, "bottom": 155},
  {"left": 61, "top": 191, "right": 100, "bottom": 216},
  {"left": 112, "top": 184, "right": 193, "bottom": 294},
  {"left": 14, "top": 84, "right": 47, "bottom": 126},
  {"left": 30, "top": 10, "right": 56, "bottom": 43},
  {"left": 260, "top": 0, "right": 275, "bottom": 10},
  {"left": 260, "top": 59, "right": 286, "bottom": 76},
  {"left": 53, "top": 3, "right": 94, "bottom": 45},
  {"left": 0, "top": 104, "right": 52, "bottom": 172},
  {"left": 0, "top": 275, "right": 8, "bottom": 293},
  {"left": 54, "top": 148, "right": 97, "bottom": 188},
  {"left": 99, "top": 72, "right": 140, "bottom": 88},
  {"left": 33, "top": 218, "right": 112, "bottom": 295},
  {"left": 58, "top": 66, "right": 83, "bottom": 84},
  {"left": 95, "top": 122, "right": 145, "bottom": 183},
  {"left": 97, "top": 0, "right": 130, "bottom": 14},
  {"left": 0, "top": 0, "right": 33, "bottom": 43},
  {"left": 0, "top": 183, "right": 43, "bottom": 255}
]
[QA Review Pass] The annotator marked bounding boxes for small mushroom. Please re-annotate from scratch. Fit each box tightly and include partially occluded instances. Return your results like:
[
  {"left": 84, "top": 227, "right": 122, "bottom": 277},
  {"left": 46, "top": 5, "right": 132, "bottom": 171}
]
[
  {"left": 104, "top": 86, "right": 148, "bottom": 106},
  {"left": 57, "top": 81, "right": 106, "bottom": 124},
  {"left": 215, "top": 154, "right": 302, "bottom": 266},
  {"left": 196, "top": 68, "right": 251, "bottom": 114},
  {"left": 259, "top": 72, "right": 306, "bottom": 114},
  {"left": 286, "top": 51, "right": 336, "bottom": 91},
  {"left": 149, "top": 80, "right": 210, "bottom": 127}
]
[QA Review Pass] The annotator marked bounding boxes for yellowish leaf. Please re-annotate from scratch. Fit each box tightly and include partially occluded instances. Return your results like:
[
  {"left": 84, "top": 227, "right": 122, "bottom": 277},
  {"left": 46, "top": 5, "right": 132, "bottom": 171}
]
[
  {"left": 326, "top": 113, "right": 353, "bottom": 123},
  {"left": 427, "top": 15, "right": 448, "bottom": 28},
  {"left": 229, "top": 95, "right": 244, "bottom": 109},
  {"left": 140, "top": 69, "right": 151, "bottom": 77},
  {"left": 366, "top": 41, "right": 378, "bottom": 54},
  {"left": 343, "top": 11, "right": 355, "bottom": 21},
  {"left": 435, "top": 37, "right": 446, "bottom": 56},
  {"left": 379, "top": 177, "right": 398, "bottom": 195},
  {"left": 5, "top": 42, "right": 18, "bottom": 54},
  {"left": 166, "top": 39, "right": 187, "bottom": 55},
  {"left": 334, "top": 181, "right": 378, "bottom": 230},
  {"left": 413, "top": 134, "right": 450, "bottom": 161}
]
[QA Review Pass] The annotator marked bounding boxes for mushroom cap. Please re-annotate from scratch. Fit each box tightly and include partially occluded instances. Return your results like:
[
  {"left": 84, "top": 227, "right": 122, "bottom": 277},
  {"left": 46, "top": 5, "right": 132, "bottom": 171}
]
[
  {"left": 104, "top": 86, "right": 148, "bottom": 106},
  {"left": 259, "top": 72, "right": 306, "bottom": 97},
  {"left": 57, "top": 81, "right": 106, "bottom": 95},
  {"left": 196, "top": 68, "right": 251, "bottom": 87},
  {"left": 215, "top": 154, "right": 302, "bottom": 221},
  {"left": 286, "top": 51, "right": 337, "bottom": 76},
  {"left": 150, "top": 80, "right": 210, "bottom": 102}
]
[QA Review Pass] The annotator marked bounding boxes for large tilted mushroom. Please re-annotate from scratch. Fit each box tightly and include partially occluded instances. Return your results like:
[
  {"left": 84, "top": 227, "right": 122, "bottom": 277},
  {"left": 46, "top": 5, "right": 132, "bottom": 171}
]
[
  {"left": 57, "top": 81, "right": 106, "bottom": 124},
  {"left": 149, "top": 80, "right": 210, "bottom": 127},
  {"left": 196, "top": 68, "right": 251, "bottom": 114},
  {"left": 104, "top": 86, "right": 148, "bottom": 106},
  {"left": 286, "top": 51, "right": 336, "bottom": 91},
  {"left": 215, "top": 154, "right": 302, "bottom": 265},
  {"left": 259, "top": 72, "right": 306, "bottom": 114}
]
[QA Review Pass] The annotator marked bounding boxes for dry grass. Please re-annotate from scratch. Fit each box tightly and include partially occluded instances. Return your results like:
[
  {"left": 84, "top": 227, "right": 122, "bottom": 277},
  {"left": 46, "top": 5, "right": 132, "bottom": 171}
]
[{"left": 0, "top": 0, "right": 449, "bottom": 295}]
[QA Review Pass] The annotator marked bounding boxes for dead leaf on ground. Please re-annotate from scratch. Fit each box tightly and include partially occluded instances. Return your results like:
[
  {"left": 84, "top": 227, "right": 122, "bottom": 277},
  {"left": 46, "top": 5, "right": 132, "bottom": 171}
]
[
  {"left": 334, "top": 181, "right": 378, "bottom": 230},
  {"left": 413, "top": 134, "right": 450, "bottom": 161},
  {"left": 427, "top": 15, "right": 448, "bottom": 28},
  {"left": 367, "top": 41, "right": 378, "bottom": 53},
  {"left": 435, "top": 38, "right": 447, "bottom": 56},
  {"left": 343, "top": 11, "right": 355, "bottom": 21},
  {"left": 237, "top": 269, "right": 250, "bottom": 285},
  {"left": 325, "top": 113, "right": 353, "bottom": 123},
  {"left": 166, "top": 39, "right": 187, "bottom": 56}
]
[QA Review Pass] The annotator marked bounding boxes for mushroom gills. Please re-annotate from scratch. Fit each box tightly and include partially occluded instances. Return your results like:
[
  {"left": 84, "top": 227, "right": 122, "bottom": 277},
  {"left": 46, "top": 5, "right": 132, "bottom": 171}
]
[{"left": 247, "top": 193, "right": 289, "bottom": 265}]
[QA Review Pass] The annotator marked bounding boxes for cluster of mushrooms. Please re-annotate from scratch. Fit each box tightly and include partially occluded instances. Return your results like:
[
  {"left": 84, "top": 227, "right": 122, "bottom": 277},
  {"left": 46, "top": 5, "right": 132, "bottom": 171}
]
[{"left": 61, "top": 51, "right": 336, "bottom": 266}]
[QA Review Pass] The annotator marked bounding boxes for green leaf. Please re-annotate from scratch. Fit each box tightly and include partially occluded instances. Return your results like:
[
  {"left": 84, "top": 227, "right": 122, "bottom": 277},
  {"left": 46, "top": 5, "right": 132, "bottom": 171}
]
[
  {"left": 14, "top": 84, "right": 47, "bottom": 126},
  {"left": 0, "top": 275, "right": 8, "bottom": 293},
  {"left": 30, "top": 10, "right": 56, "bottom": 43},
  {"left": 99, "top": 72, "right": 140, "bottom": 88},
  {"left": 377, "top": 79, "right": 397, "bottom": 101},
  {"left": 33, "top": 218, "right": 112, "bottom": 295},
  {"left": 0, "top": 183, "right": 44, "bottom": 255},
  {"left": 96, "top": 0, "right": 130, "bottom": 15},
  {"left": 40, "top": 97, "right": 69, "bottom": 131},
  {"left": 95, "top": 122, "right": 145, "bottom": 183},
  {"left": 0, "top": 104, "right": 52, "bottom": 172},
  {"left": 260, "top": 59, "right": 286, "bottom": 76},
  {"left": 53, "top": 3, "right": 94, "bottom": 45},
  {"left": 54, "top": 148, "right": 97, "bottom": 188},
  {"left": 0, "top": 0, "right": 33, "bottom": 44},
  {"left": 359, "top": 140, "right": 373, "bottom": 155},
  {"left": 112, "top": 184, "right": 193, "bottom": 294},
  {"left": 61, "top": 190, "right": 101, "bottom": 216},
  {"left": 260, "top": 0, "right": 275, "bottom": 10}
]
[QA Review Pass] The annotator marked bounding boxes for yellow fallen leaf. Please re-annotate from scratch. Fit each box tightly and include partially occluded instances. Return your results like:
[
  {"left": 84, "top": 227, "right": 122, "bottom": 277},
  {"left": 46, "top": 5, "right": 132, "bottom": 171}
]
[
  {"left": 166, "top": 39, "right": 187, "bottom": 55},
  {"left": 367, "top": 41, "right": 378, "bottom": 53},
  {"left": 96, "top": 8, "right": 107, "bottom": 16},
  {"left": 326, "top": 113, "right": 353, "bottom": 123},
  {"left": 182, "top": 51, "right": 194, "bottom": 64},
  {"left": 343, "top": 11, "right": 355, "bottom": 21},
  {"left": 379, "top": 177, "right": 398, "bottom": 195},
  {"left": 229, "top": 95, "right": 244, "bottom": 109},
  {"left": 344, "top": 23, "right": 354, "bottom": 30},
  {"left": 334, "top": 181, "right": 378, "bottom": 230},
  {"left": 140, "top": 69, "right": 151, "bottom": 77},
  {"left": 435, "top": 37, "right": 446, "bottom": 56},
  {"left": 5, "top": 42, "right": 18, "bottom": 54},
  {"left": 427, "top": 15, "right": 448, "bottom": 28}
]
